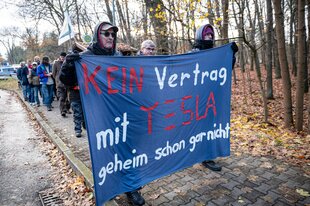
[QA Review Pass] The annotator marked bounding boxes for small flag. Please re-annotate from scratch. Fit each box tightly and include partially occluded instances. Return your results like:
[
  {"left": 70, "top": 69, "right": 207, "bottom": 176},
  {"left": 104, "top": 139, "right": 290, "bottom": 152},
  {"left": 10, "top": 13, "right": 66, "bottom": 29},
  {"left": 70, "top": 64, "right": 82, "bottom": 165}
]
[{"left": 58, "top": 11, "right": 75, "bottom": 46}]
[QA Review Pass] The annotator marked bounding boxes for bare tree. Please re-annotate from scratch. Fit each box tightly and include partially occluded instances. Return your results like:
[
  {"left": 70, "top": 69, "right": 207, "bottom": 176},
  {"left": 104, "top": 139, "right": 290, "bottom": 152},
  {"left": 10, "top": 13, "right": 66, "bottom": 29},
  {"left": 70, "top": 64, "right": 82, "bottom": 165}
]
[
  {"left": 221, "top": 0, "right": 229, "bottom": 43},
  {"left": 233, "top": 0, "right": 269, "bottom": 122},
  {"left": 17, "top": 0, "right": 69, "bottom": 34},
  {"left": 295, "top": 0, "right": 306, "bottom": 131},
  {"left": 273, "top": 0, "right": 294, "bottom": 127},
  {"left": 103, "top": 0, "right": 114, "bottom": 23},
  {"left": 0, "top": 27, "right": 22, "bottom": 64},
  {"left": 307, "top": 0, "right": 310, "bottom": 134},
  {"left": 144, "top": 0, "right": 169, "bottom": 54},
  {"left": 115, "top": 0, "right": 132, "bottom": 44},
  {"left": 266, "top": 0, "right": 274, "bottom": 99},
  {"left": 288, "top": 0, "right": 297, "bottom": 76}
]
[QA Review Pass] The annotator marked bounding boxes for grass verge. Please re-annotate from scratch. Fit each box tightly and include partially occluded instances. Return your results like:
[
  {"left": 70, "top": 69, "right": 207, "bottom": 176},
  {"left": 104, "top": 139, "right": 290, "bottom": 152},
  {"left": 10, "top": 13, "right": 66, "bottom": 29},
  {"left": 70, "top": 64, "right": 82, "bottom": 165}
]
[{"left": 0, "top": 77, "right": 19, "bottom": 91}]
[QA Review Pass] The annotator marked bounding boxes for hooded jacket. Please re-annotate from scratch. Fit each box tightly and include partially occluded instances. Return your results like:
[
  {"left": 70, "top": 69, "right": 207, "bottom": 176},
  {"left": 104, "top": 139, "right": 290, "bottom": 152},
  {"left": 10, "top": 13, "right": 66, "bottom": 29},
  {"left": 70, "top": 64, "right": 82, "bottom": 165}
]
[
  {"left": 84, "top": 22, "right": 121, "bottom": 56},
  {"left": 60, "top": 21, "right": 121, "bottom": 88},
  {"left": 192, "top": 24, "right": 239, "bottom": 69},
  {"left": 193, "top": 24, "right": 215, "bottom": 51}
]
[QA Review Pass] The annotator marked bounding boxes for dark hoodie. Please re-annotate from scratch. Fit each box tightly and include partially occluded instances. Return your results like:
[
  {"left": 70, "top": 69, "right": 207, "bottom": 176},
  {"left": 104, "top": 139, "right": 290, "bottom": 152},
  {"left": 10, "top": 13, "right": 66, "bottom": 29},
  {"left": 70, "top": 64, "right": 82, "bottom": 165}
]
[
  {"left": 60, "top": 21, "right": 121, "bottom": 88},
  {"left": 192, "top": 24, "right": 239, "bottom": 69},
  {"left": 193, "top": 24, "right": 215, "bottom": 51},
  {"left": 84, "top": 21, "right": 121, "bottom": 56}
]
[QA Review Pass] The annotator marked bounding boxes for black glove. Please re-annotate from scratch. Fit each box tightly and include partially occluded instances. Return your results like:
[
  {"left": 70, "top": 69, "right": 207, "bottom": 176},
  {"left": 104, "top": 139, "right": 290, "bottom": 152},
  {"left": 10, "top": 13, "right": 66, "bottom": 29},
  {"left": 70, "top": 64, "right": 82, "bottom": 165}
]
[
  {"left": 231, "top": 42, "right": 238, "bottom": 70},
  {"left": 231, "top": 42, "right": 239, "bottom": 53},
  {"left": 65, "top": 51, "right": 81, "bottom": 62}
]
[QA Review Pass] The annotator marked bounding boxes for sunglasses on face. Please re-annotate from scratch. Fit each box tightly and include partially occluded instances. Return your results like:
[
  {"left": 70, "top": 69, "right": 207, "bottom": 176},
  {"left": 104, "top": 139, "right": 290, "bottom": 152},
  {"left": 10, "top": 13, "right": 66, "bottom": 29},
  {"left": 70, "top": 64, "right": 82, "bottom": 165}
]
[{"left": 100, "top": 31, "right": 116, "bottom": 38}]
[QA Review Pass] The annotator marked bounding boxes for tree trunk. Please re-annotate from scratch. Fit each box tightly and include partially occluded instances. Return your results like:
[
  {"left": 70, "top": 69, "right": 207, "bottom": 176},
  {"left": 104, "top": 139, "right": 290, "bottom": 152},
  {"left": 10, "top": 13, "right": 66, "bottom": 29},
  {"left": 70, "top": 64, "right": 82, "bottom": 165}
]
[
  {"left": 255, "top": 0, "right": 266, "bottom": 67},
  {"left": 266, "top": 0, "right": 274, "bottom": 99},
  {"left": 144, "top": 0, "right": 169, "bottom": 54},
  {"left": 305, "top": 1, "right": 309, "bottom": 94},
  {"left": 221, "top": 0, "right": 229, "bottom": 44},
  {"left": 207, "top": 0, "right": 214, "bottom": 25},
  {"left": 214, "top": 0, "right": 222, "bottom": 38},
  {"left": 289, "top": 0, "right": 297, "bottom": 76},
  {"left": 74, "top": 0, "right": 82, "bottom": 41},
  {"left": 254, "top": 50, "right": 268, "bottom": 122},
  {"left": 115, "top": 0, "right": 132, "bottom": 43},
  {"left": 308, "top": 0, "right": 310, "bottom": 134},
  {"left": 273, "top": 0, "right": 294, "bottom": 127},
  {"left": 232, "top": 0, "right": 245, "bottom": 73},
  {"left": 295, "top": 0, "right": 306, "bottom": 131},
  {"left": 104, "top": 0, "right": 113, "bottom": 23},
  {"left": 124, "top": 0, "right": 132, "bottom": 45},
  {"left": 142, "top": 1, "right": 148, "bottom": 38},
  {"left": 273, "top": 32, "right": 282, "bottom": 79}
]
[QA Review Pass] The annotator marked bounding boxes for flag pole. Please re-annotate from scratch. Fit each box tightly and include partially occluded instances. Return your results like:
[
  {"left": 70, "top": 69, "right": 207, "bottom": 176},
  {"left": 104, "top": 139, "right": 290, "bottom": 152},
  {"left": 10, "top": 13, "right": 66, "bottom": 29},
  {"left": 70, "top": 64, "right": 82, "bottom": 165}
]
[
  {"left": 58, "top": 10, "right": 75, "bottom": 49},
  {"left": 66, "top": 3, "right": 72, "bottom": 52}
]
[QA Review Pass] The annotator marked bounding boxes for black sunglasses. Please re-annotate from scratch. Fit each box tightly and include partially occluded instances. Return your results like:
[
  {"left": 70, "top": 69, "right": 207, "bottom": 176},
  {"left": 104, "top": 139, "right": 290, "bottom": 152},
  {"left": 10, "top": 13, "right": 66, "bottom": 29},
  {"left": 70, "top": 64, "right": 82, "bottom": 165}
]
[{"left": 100, "top": 31, "right": 116, "bottom": 38}]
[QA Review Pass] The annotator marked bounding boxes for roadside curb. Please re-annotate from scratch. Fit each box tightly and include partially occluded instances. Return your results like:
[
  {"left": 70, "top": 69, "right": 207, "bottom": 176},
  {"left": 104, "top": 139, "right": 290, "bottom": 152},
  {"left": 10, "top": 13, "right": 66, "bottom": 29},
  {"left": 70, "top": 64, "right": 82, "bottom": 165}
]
[{"left": 15, "top": 90, "right": 118, "bottom": 206}]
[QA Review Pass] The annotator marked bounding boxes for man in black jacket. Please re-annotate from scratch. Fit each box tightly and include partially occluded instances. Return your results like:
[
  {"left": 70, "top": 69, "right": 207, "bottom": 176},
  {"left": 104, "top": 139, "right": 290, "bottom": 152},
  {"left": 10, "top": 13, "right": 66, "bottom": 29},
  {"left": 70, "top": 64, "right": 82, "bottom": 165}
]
[
  {"left": 17, "top": 61, "right": 30, "bottom": 101},
  {"left": 60, "top": 21, "right": 145, "bottom": 206},
  {"left": 52, "top": 52, "right": 70, "bottom": 117}
]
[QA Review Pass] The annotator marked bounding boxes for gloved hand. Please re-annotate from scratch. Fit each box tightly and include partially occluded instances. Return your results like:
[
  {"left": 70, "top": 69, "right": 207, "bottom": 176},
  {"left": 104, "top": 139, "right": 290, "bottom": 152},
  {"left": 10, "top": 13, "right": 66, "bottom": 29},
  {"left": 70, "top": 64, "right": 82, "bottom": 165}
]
[
  {"left": 231, "top": 42, "right": 239, "bottom": 53},
  {"left": 65, "top": 51, "right": 81, "bottom": 62}
]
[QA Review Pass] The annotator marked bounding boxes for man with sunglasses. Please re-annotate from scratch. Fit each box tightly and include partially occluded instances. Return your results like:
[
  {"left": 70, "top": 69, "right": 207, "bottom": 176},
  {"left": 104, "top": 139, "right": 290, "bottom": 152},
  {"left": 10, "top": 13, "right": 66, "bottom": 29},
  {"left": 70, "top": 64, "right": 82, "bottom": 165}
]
[{"left": 60, "top": 21, "right": 145, "bottom": 206}]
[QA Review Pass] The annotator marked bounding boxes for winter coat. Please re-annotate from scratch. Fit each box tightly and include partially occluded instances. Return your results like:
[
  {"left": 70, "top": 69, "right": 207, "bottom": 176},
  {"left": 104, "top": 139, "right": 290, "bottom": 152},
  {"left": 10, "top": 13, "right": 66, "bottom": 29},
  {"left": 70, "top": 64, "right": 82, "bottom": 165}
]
[
  {"left": 192, "top": 24, "right": 215, "bottom": 51},
  {"left": 59, "top": 21, "right": 122, "bottom": 88},
  {"left": 37, "top": 63, "right": 53, "bottom": 84},
  {"left": 28, "top": 68, "right": 40, "bottom": 86},
  {"left": 191, "top": 24, "right": 238, "bottom": 69},
  {"left": 19, "top": 66, "right": 29, "bottom": 85},
  {"left": 52, "top": 59, "right": 64, "bottom": 89}
]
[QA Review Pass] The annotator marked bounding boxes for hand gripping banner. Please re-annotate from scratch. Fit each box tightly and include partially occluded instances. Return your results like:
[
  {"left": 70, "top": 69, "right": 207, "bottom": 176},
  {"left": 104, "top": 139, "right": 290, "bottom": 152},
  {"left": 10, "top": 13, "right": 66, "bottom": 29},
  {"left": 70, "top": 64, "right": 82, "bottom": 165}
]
[{"left": 75, "top": 43, "right": 234, "bottom": 205}]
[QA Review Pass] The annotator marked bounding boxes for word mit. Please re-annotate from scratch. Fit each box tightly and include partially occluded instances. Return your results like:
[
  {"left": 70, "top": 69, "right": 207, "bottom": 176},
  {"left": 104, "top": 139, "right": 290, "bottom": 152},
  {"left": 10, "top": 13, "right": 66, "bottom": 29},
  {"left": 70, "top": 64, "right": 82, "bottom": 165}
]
[{"left": 96, "top": 112, "right": 129, "bottom": 150}]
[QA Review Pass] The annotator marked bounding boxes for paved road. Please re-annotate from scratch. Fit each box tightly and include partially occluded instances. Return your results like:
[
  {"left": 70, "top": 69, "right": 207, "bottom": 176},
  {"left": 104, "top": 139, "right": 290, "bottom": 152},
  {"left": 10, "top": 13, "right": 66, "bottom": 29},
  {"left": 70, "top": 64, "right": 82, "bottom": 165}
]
[
  {"left": 30, "top": 94, "right": 310, "bottom": 206},
  {"left": 0, "top": 90, "right": 53, "bottom": 206}
]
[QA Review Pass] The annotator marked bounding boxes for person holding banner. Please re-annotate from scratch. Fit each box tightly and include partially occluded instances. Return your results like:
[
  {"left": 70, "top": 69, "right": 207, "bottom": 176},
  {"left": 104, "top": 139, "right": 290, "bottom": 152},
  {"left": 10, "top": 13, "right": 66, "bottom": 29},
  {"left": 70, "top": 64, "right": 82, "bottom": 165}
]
[
  {"left": 137, "top": 40, "right": 156, "bottom": 56},
  {"left": 59, "top": 21, "right": 146, "bottom": 206},
  {"left": 192, "top": 23, "right": 238, "bottom": 172}
]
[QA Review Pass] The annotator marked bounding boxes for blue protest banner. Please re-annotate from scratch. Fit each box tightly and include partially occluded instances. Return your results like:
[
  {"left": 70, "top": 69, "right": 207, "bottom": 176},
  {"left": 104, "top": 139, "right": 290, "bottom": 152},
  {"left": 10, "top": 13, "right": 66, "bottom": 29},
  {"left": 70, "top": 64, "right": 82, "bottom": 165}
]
[{"left": 75, "top": 43, "right": 233, "bottom": 205}]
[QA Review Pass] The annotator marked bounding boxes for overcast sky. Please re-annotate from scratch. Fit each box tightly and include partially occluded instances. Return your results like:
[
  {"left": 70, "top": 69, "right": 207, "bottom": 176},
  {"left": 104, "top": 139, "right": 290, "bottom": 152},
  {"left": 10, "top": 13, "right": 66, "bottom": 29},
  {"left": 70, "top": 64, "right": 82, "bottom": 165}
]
[
  {"left": 0, "top": 2, "right": 50, "bottom": 58},
  {"left": 0, "top": 2, "right": 21, "bottom": 56}
]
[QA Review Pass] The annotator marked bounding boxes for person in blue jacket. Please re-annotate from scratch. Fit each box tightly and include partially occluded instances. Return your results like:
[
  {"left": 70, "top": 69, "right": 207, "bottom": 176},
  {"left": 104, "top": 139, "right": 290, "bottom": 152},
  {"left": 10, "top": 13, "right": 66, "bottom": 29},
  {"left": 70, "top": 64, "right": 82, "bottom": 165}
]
[{"left": 37, "top": 56, "right": 54, "bottom": 111}]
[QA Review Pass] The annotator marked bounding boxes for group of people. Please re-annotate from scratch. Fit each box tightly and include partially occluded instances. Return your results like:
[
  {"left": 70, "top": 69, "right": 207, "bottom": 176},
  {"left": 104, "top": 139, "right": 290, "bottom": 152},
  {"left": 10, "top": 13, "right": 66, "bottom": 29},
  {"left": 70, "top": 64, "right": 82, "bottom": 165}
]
[
  {"left": 58, "top": 21, "right": 237, "bottom": 206},
  {"left": 16, "top": 18, "right": 237, "bottom": 205},
  {"left": 17, "top": 54, "right": 69, "bottom": 113}
]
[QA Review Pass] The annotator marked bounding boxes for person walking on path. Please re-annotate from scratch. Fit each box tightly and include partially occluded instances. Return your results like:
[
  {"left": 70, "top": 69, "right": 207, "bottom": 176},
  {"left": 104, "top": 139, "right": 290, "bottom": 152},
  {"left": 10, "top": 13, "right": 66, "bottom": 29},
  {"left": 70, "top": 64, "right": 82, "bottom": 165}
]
[
  {"left": 28, "top": 62, "right": 41, "bottom": 107},
  {"left": 60, "top": 21, "right": 145, "bottom": 206},
  {"left": 52, "top": 52, "right": 70, "bottom": 117},
  {"left": 17, "top": 61, "right": 30, "bottom": 101},
  {"left": 37, "top": 56, "right": 54, "bottom": 111}
]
